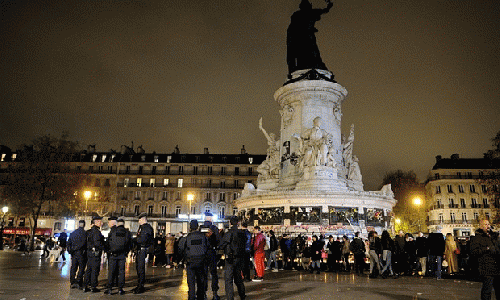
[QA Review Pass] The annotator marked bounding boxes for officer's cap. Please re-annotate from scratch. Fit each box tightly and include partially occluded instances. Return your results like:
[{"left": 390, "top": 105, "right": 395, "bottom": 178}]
[
  {"left": 92, "top": 215, "right": 103, "bottom": 221},
  {"left": 190, "top": 219, "right": 199, "bottom": 230},
  {"left": 78, "top": 220, "right": 86, "bottom": 225},
  {"left": 137, "top": 213, "right": 148, "bottom": 219},
  {"left": 117, "top": 218, "right": 125, "bottom": 223},
  {"left": 108, "top": 216, "right": 117, "bottom": 221},
  {"left": 204, "top": 212, "right": 213, "bottom": 217}
]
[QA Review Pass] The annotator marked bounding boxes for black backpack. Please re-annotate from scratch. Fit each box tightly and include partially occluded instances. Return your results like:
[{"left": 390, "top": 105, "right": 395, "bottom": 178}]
[
  {"left": 109, "top": 227, "right": 130, "bottom": 253},
  {"left": 230, "top": 229, "right": 247, "bottom": 257},
  {"left": 185, "top": 232, "right": 208, "bottom": 267}
]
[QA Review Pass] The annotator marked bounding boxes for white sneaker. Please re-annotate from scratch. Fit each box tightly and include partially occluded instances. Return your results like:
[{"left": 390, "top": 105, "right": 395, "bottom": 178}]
[{"left": 252, "top": 277, "right": 263, "bottom": 282}]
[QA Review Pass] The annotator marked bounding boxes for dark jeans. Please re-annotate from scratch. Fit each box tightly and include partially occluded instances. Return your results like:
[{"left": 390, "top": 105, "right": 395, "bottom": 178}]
[
  {"left": 481, "top": 276, "right": 500, "bottom": 300},
  {"left": 136, "top": 248, "right": 148, "bottom": 288},
  {"left": 205, "top": 250, "right": 219, "bottom": 293},
  {"left": 108, "top": 254, "right": 126, "bottom": 289},
  {"left": 187, "top": 263, "right": 206, "bottom": 300},
  {"left": 70, "top": 250, "right": 87, "bottom": 286},
  {"left": 354, "top": 253, "right": 365, "bottom": 274},
  {"left": 428, "top": 255, "right": 442, "bottom": 279},
  {"left": 243, "top": 252, "right": 251, "bottom": 280},
  {"left": 224, "top": 257, "right": 246, "bottom": 300},
  {"left": 84, "top": 252, "right": 101, "bottom": 288}
]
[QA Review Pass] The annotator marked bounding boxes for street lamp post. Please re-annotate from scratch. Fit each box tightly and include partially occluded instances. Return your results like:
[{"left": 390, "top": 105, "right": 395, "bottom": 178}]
[
  {"left": 187, "top": 193, "right": 194, "bottom": 221},
  {"left": 1, "top": 206, "right": 8, "bottom": 250},
  {"left": 83, "top": 190, "right": 92, "bottom": 215},
  {"left": 413, "top": 196, "right": 423, "bottom": 231}
]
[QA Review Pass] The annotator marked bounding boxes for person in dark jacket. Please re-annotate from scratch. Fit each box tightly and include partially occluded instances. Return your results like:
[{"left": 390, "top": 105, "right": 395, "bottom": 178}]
[
  {"left": 104, "top": 218, "right": 131, "bottom": 295},
  {"left": 68, "top": 220, "right": 87, "bottom": 289},
  {"left": 83, "top": 216, "right": 105, "bottom": 293},
  {"left": 350, "top": 232, "right": 366, "bottom": 275},
  {"left": 58, "top": 229, "right": 68, "bottom": 261},
  {"left": 393, "top": 230, "right": 406, "bottom": 276},
  {"left": 404, "top": 233, "right": 417, "bottom": 275},
  {"left": 380, "top": 230, "right": 395, "bottom": 278},
  {"left": 470, "top": 219, "right": 500, "bottom": 300},
  {"left": 368, "top": 231, "right": 382, "bottom": 278},
  {"left": 219, "top": 216, "right": 246, "bottom": 300},
  {"left": 310, "top": 235, "right": 324, "bottom": 274},
  {"left": 427, "top": 226, "right": 445, "bottom": 280},
  {"left": 133, "top": 213, "right": 154, "bottom": 294},
  {"left": 180, "top": 220, "right": 208, "bottom": 300},
  {"left": 202, "top": 212, "right": 221, "bottom": 300},
  {"left": 415, "top": 232, "right": 428, "bottom": 276}
]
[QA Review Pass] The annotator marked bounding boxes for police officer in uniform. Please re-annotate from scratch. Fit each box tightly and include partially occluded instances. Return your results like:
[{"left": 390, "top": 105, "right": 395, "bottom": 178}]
[
  {"left": 104, "top": 216, "right": 117, "bottom": 293},
  {"left": 83, "top": 215, "right": 105, "bottom": 293},
  {"left": 105, "top": 218, "right": 131, "bottom": 295},
  {"left": 219, "top": 216, "right": 246, "bottom": 300},
  {"left": 180, "top": 219, "right": 208, "bottom": 300},
  {"left": 133, "top": 213, "right": 154, "bottom": 294},
  {"left": 201, "top": 212, "right": 221, "bottom": 300},
  {"left": 68, "top": 220, "right": 87, "bottom": 289}
]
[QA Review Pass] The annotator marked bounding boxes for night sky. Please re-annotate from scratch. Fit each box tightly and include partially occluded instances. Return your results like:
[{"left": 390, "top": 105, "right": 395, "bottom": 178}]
[{"left": 1, "top": 0, "right": 499, "bottom": 191}]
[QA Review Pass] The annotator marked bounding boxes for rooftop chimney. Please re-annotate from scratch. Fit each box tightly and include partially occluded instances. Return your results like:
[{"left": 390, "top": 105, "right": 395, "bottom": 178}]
[
  {"left": 241, "top": 145, "right": 247, "bottom": 154},
  {"left": 435, "top": 155, "right": 442, "bottom": 162},
  {"left": 451, "top": 154, "right": 460, "bottom": 160},
  {"left": 204, "top": 148, "right": 209, "bottom": 155}
]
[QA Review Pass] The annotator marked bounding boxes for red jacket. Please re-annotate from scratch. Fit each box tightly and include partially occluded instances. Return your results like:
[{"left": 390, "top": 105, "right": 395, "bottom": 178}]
[{"left": 252, "top": 232, "right": 266, "bottom": 254}]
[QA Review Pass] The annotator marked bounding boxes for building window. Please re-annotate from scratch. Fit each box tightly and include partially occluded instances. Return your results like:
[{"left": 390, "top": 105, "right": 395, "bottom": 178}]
[
  {"left": 89, "top": 166, "right": 94, "bottom": 172},
  {"left": 167, "top": 156, "right": 172, "bottom": 163},
  {"left": 134, "top": 205, "right": 140, "bottom": 215},
  {"left": 483, "top": 198, "right": 489, "bottom": 208},
  {"left": 470, "top": 185, "right": 476, "bottom": 193},
  {"left": 101, "top": 155, "right": 107, "bottom": 162},
  {"left": 204, "top": 203, "right": 211, "bottom": 213},
  {"left": 220, "top": 192, "right": 226, "bottom": 201},
  {"left": 248, "top": 167, "right": 253, "bottom": 176},
  {"left": 139, "top": 166, "right": 143, "bottom": 174},
  {"left": 176, "top": 191, "right": 181, "bottom": 200},
  {"left": 175, "top": 205, "right": 181, "bottom": 217},
  {"left": 150, "top": 178, "right": 155, "bottom": 187},
  {"left": 462, "top": 212, "right": 467, "bottom": 221},
  {"left": 234, "top": 167, "right": 239, "bottom": 175},
  {"left": 458, "top": 185, "right": 464, "bottom": 193},
  {"left": 161, "top": 206, "right": 167, "bottom": 217},
  {"left": 249, "top": 157, "right": 253, "bottom": 164},
  {"left": 179, "top": 166, "right": 184, "bottom": 175},
  {"left": 124, "top": 178, "right": 129, "bottom": 187},
  {"left": 235, "top": 180, "right": 239, "bottom": 188},
  {"left": 482, "top": 185, "right": 488, "bottom": 193},
  {"left": 435, "top": 186, "right": 441, "bottom": 194},
  {"left": 126, "top": 166, "right": 131, "bottom": 173},
  {"left": 107, "top": 166, "right": 113, "bottom": 172},
  {"left": 163, "top": 191, "right": 168, "bottom": 200},
  {"left": 466, "top": 172, "right": 473, "bottom": 178},
  {"left": 221, "top": 167, "right": 226, "bottom": 175},
  {"left": 166, "top": 166, "right": 170, "bottom": 174},
  {"left": 137, "top": 178, "right": 142, "bottom": 187},
  {"left": 471, "top": 198, "right": 478, "bottom": 208},
  {"left": 54, "top": 222, "right": 62, "bottom": 231},
  {"left": 205, "top": 192, "right": 211, "bottom": 201},
  {"left": 219, "top": 207, "right": 225, "bottom": 219},
  {"left": 486, "top": 212, "right": 490, "bottom": 220},
  {"left": 474, "top": 212, "right": 479, "bottom": 220},
  {"left": 450, "top": 212, "right": 456, "bottom": 222},
  {"left": 154, "top": 155, "right": 159, "bottom": 162},
  {"left": 148, "top": 205, "right": 154, "bottom": 215},
  {"left": 456, "top": 172, "right": 462, "bottom": 178},
  {"left": 220, "top": 181, "right": 226, "bottom": 188},
  {"left": 152, "top": 166, "right": 156, "bottom": 174},
  {"left": 135, "top": 191, "right": 141, "bottom": 199},
  {"left": 164, "top": 178, "right": 169, "bottom": 186},
  {"left": 191, "top": 206, "right": 196, "bottom": 214},
  {"left": 233, "top": 207, "right": 238, "bottom": 216},
  {"left": 193, "top": 166, "right": 198, "bottom": 175},
  {"left": 94, "top": 178, "right": 100, "bottom": 187},
  {"left": 449, "top": 198, "right": 456, "bottom": 208},
  {"left": 460, "top": 198, "right": 466, "bottom": 208},
  {"left": 447, "top": 185, "right": 453, "bottom": 193},
  {"left": 92, "top": 154, "right": 97, "bottom": 162},
  {"left": 178, "top": 179, "right": 183, "bottom": 188},
  {"left": 208, "top": 166, "right": 213, "bottom": 175},
  {"left": 120, "top": 206, "right": 125, "bottom": 216},
  {"left": 98, "top": 165, "right": 104, "bottom": 172},
  {"left": 141, "top": 155, "right": 146, "bottom": 162}
]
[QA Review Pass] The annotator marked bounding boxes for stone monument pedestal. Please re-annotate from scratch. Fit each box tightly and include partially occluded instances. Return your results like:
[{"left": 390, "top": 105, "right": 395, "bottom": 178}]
[
  {"left": 295, "top": 166, "right": 347, "bottom": 191},
  {"left": 257, "top": 178, "right": 279, "bottom": 191}
]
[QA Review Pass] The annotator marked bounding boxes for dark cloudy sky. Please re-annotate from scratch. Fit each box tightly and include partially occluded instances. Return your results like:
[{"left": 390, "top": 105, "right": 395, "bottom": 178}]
[{"left": 1, "top": 0, "right": 499, "bottom": 190}]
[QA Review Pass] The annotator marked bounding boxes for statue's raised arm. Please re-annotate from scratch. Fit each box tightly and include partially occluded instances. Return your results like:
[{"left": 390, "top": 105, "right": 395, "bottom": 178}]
[
  {"left": 286, "top": 0, "right": 334, "bottom": 75},
  {"left": 259, "top": 117, "right": 274, "bottom": 145}
]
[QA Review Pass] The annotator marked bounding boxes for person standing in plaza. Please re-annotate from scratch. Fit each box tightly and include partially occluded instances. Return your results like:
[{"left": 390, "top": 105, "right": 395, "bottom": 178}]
[
  {"left": 310, "top": 235, "right": 323, "bottom": 274},
  {"left": 252, "top": 226, "right": 266, "bottom": 281},
  {"left": 341, "top": 236, "right": 351, "bottom": 272},
  {"left": 202, "top": 212, "right": 221, "bottom": 300},
  {"left": 427, "top": 226, "right": 445, "bottom": 280},
  {"left": 266, "top": 230, "right": 279, "bottom": 271},
  {"left": 444, "top": 233, "right": 459, "bottom": 275},
  {"left": 415, "top": 231, "right": 428, "bottom": 276},
  {"left": 58, "top": 229, "right": 68, "bottom": 262},
  {"left": 241, "top": 222, "right": 252, "bottom": 281},
  {"left": 165, "top": 233, "right": 175, "bottom": 268},
  {"left": 180, "top": 219, "right": 208, "bottom": 300},
  {"left": 368, "top": 231, "right": 382, "bottom": 278},
  {"left": 219, "top": 216, "right": 246, "bottom": 300},
  {"left": 104, "top": 218, "right": 131, "bottom": 295},
  {"left": 68, "top": 220, "right": 87, "bottom": 289},
  {"left": 380, "top": 230, "right": 395, "bottom": 278},
  {"left": 393, "top": 230, "right": 406, "bottom": 277},
  {"left": 471, "top": 219, "right": 500, "bottom": 300},
  {"left": 350, "top": 232, "right": 366, "bottom": 275},
  {"left": 133, "top": 213, "right": 154, "bottom": 294},
  {"left": 83, "top": 216, "right": 105, "bottom": 293}
]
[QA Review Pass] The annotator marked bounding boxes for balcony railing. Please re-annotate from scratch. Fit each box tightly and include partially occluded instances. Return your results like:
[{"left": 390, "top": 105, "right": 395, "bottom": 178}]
[
  {"left": 448, "top": 204, "right": 459, "bottom": 208},
  {"left": 427, "top": 220, "right": 476, "bottom": 225},
  {"left": 471, "top": 204, "right": 483, "bottom": 208},
  {"left": 117, "top": 182, "right": 245, "bottom": 189},
  {"left": 117, "top": 170, "right": 255, "bottom": 176}
]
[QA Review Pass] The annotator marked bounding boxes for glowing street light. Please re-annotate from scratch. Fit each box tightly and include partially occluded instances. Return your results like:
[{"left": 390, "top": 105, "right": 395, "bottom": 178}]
[
  {"left": 395, "top": 218, "right": 401, "bottom": 224},
  {"left": 1, "top": 206, "right": 8, "bottom": 250},
  {"left": 187, "top": 193, "right": 194, "bottom": 221},
  {"left": 83, "top": 190, "right": 92, "bottom": 213},
  {"left": 413, "top": 197, "right": 422, "bottom": 206}
]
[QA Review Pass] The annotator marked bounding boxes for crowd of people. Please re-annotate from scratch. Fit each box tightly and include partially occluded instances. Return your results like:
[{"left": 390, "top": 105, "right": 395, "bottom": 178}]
[{"left": 6, "top": 215, "right": 499, "bottom": 299}]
